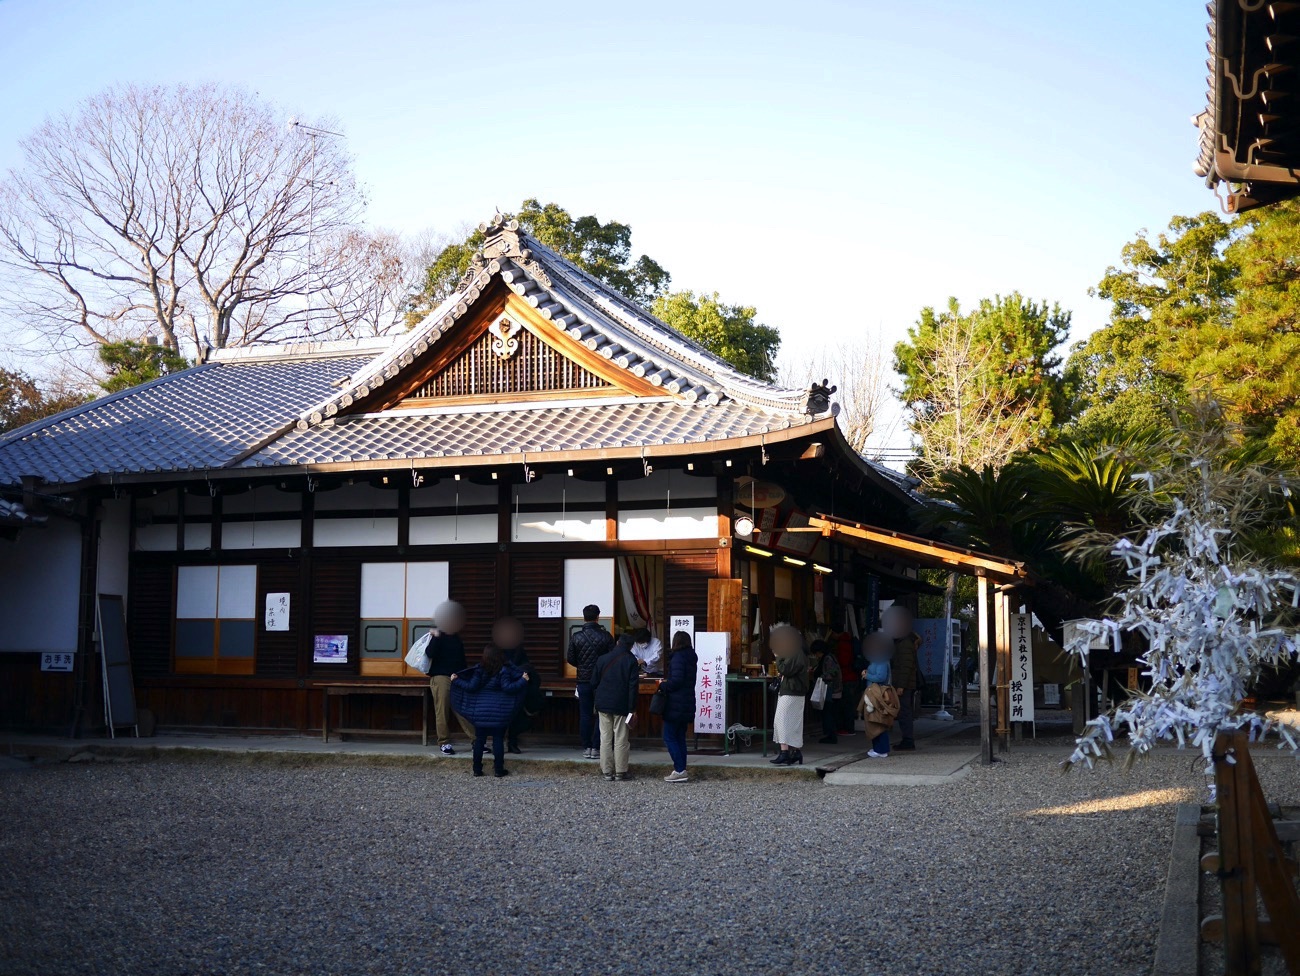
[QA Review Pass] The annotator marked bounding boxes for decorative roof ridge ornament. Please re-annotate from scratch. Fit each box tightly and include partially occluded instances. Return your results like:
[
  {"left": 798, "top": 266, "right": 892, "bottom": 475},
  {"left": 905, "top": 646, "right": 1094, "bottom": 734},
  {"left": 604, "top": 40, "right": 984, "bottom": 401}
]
[
  {"left": 489, "top": 315, "right": 522, "bottom": 360},
  {"left": 803, "top": 379, "right": 838, "bottom": 417}
]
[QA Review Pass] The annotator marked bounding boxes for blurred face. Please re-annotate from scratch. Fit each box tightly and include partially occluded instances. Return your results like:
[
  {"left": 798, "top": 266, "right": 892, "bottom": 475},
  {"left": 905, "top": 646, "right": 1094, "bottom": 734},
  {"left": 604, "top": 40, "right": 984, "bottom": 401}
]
[
  {"left": 769, "top": 625, "right": 802, "bottom": 658},
  {"left": 492, "top": 617, "right": 523, "bottom": 649},
  {"left": 882, "top": 606, "right": 913, "bottom": 640},
  {"left": 866, "top": 634, "right": 893, "bottom": 661},
  {"left": 438, "top": 605, "right": 466, "bottom": 635}
]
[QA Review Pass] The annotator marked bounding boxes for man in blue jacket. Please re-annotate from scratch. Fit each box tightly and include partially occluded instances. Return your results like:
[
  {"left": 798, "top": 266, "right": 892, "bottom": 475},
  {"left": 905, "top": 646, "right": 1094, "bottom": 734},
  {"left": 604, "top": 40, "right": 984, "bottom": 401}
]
[
  {"left": 566, "top": 604, "right": 614, "bottom": 759},
  {"left": 590, "top": 633, "right": 641, "bottom": 781}
]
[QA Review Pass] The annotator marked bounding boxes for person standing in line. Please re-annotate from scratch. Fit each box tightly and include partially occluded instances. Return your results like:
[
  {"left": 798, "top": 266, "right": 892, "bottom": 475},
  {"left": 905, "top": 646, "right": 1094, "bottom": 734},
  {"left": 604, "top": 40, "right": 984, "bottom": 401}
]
[
  {"left": 883, "top": 606, "right": 921, "bottom": 751},
  {"left": 590, "top": 630, "right": 641, "bottom": 781},
  {"left": 860, "top": 632, "right": 897, "bottom": 758},
  {"left": 493, "top": 616, "right": 541, "bottom": 754},
  {"left": 835, "top": 630, "right": 859, "bottom": 735},
  {"left": 450, "top": 643, "right": 529, "bottom": 778},
  {"left": 566, "top": 604, "right": 614, "bottom": 760},
  {"left": 658, "top": 630, "right": 697, "bottom": 783},
  {"left": 427, "top": 600, "right": 471, "bottom": 756},
  {"left": 809, "top": 639, "right": 843, "bottom": 744},
  {"left": 769, "top": 624, "right": 809, "bottom": 766}
]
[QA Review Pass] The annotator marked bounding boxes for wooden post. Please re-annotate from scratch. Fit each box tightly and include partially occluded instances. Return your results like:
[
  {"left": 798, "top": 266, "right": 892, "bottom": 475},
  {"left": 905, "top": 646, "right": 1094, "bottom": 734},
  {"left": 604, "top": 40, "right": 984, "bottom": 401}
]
[
  {"left": 976, "top": 575, "right": 993, "bottom": 765},
  {"left": 994, "top": 588, "right": 1011, "bottom": 751}
]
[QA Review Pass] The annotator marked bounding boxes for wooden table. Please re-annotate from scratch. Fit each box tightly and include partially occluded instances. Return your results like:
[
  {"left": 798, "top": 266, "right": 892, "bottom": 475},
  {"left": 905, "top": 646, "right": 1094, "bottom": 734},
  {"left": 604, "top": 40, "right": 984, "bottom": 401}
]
[{"left": 320, "top": 682, "right": 429, "bottom": 745}]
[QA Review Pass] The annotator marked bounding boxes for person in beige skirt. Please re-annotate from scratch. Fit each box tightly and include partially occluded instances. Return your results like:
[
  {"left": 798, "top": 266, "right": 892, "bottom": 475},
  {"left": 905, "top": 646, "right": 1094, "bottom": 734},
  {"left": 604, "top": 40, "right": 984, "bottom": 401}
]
[{"left": 769, "top": 624, "right": 809, "bottom": 766}]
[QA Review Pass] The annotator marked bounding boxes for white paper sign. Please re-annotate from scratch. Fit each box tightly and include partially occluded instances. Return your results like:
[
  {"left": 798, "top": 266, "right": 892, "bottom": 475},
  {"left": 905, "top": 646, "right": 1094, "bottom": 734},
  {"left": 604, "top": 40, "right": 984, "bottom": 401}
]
[
  {"left": 669, "top": 615, "right": 695, "bottom": 646},
  {"left": 1011, "top": 613, "right": 1035, "bottom": 723},
  {"left": 265, "top": 592, "right": 290, "bottom": 632},
  {"left": 40, "top": 652, "right": 74, "bottom": 672},
  {"left": 538, "top": 596, "right": 562, "bottom": 619},
  {"left": 693, "top": 632, "right": 729, "bottom": 734}
]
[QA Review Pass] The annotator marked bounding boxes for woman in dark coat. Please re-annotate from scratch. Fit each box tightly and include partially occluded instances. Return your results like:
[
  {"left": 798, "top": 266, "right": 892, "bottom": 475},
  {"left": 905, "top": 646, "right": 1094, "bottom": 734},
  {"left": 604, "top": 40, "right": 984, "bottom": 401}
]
[
  {"left": 450, "top": 644, "right": 529, "bottom": 778},
  {"left": 493, "top": 617, "right": 542, "bottom": 754},
  {"left": 658, "top": 630, "right": 698, "bottom": 783}
]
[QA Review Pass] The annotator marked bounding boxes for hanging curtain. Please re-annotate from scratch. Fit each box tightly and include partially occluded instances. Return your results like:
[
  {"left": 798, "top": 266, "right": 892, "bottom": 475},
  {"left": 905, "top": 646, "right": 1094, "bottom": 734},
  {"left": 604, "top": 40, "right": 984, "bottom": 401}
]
[{"left": 617, "top": 556, "right": 653, "bottom": 632}]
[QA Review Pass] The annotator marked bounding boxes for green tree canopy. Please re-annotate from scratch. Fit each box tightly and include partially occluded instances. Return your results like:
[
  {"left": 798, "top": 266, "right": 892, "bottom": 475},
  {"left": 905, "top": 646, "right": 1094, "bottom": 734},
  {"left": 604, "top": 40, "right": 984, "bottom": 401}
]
[
  {"left": 0, "top": 368, "right": 90, "bottom": 434},
  {"left": 1070, "top": 204, "right": 1300, "bottom": 463},
  {"left": 98, "top": 340, "right": 190, "bottom": 393},
  {"left": 894, "top": 293, "right": 1070, "bottom": 481},
  {"left": 649, "top": 291, "right": 780, "bottom": 383}
]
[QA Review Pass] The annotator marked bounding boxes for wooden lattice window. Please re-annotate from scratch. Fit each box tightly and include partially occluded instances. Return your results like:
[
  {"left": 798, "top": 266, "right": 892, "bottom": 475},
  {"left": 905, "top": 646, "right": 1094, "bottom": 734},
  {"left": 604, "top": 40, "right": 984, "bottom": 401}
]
[{"left": 411, "top": 328, "right": 612, "bottom": 399}]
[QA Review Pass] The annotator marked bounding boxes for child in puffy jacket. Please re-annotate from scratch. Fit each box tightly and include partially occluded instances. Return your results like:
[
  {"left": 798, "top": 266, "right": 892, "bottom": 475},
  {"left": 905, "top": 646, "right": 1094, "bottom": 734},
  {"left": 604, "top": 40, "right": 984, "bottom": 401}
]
[{"left": 451, "top": 644, "right": 529, "bottom": 778}]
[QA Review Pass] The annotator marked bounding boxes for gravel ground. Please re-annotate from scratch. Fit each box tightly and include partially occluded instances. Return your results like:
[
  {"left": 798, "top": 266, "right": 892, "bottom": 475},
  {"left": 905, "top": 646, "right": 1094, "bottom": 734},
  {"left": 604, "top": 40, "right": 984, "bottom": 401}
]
[{"left": 3, "top": 743, "right": 1297, "bottom": 976}]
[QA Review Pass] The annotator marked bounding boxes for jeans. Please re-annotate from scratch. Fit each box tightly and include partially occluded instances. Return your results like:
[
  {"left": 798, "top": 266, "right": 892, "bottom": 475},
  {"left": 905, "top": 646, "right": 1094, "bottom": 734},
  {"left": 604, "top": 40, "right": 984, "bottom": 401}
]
[
  {"left": 576, "top": 681, "right": 596, "bottom": 749},
  {"left": 473, "top": 726, "right": 506, "bottom": 774},
  {"left": 663, "top": 719, "right": 688, "bottom": 773},
  {"left": 896, "top": 688, "right": 915, "bottom": 742},
  {"left": 872, "top": 730, "right": 891, "bottom": 755},
  {"left": 598, "top": 711, "right": 631, "bottom": 775}
]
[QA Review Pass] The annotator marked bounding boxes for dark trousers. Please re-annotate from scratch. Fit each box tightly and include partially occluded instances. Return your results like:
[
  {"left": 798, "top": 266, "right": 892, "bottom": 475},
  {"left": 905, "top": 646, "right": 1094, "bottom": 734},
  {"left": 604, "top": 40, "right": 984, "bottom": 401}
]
[
  {"left": 896, "top": 689, "right": 915, "bottom": 742},
  {"left": 872, "top": 730, "right": 891, "bottom": 755},
  {"left": 576, "top": 681, "right": 596, "bottom": 749},
  {"left": 663, "top": 719, "right": 688, "bottom": 773},
  {"left": 473, "top": 726, "right": 506, "bottom": 774},
  {"left": 840, "top": 680, "right": 860, "bottom": 732},
  {"left": 821, "top": 698, "right": 839, "bottom": 740},
  {"left": 508, "top": 710, "right": 530, "bottom": 748}
]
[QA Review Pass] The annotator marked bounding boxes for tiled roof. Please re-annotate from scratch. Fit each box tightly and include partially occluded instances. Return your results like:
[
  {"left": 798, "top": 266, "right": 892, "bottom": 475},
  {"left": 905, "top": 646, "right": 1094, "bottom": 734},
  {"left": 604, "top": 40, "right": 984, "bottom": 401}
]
[
  {"left": 245, "top": 398, "right": 818, "bottom": 468},
  {"left": 0, "top": 352, "right": 377, "bottom": 486},
  {"left": 295, "top": 217, "right": 834, "bottom": 428}
]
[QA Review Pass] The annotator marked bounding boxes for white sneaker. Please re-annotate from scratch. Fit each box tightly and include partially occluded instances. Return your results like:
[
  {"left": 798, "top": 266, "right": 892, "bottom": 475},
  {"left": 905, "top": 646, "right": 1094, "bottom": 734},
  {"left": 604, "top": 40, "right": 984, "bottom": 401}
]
[
  {"left": 664, "top": 770, "right": 688, "bottom": 783},
  {"left": 584, "top": 748, "right": 596, "bottom": 760},
  {"left": 867, "top": 750, "right": 889, "bottom": 759}
]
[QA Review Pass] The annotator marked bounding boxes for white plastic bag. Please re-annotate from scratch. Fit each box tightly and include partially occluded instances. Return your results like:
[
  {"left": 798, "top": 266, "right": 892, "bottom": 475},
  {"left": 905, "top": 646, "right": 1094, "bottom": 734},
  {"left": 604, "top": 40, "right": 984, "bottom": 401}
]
[
  {"left": 404, "top": 631, "right": 434, "bottom": 674},
  {"left": 810, "top": 677, "right": 828, "bottom": 708}
]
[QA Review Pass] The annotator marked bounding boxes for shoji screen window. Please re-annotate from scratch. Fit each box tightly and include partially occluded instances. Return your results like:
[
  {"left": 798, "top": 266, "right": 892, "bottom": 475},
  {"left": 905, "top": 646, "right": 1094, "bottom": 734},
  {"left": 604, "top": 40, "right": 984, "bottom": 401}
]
[
  {"left": 359, "top": 562, "right": 448, "bottom": 676},
  {"left": 174, "top": 565, "right": 257, "bottom": 675}
]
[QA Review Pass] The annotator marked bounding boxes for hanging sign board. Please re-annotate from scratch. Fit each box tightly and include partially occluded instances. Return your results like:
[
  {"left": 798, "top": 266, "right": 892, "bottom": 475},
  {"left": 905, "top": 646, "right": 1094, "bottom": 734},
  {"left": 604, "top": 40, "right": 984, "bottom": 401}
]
[
  {"left": 537, "top": 597, "right": 562, "bottom": 619},
  {"left": 693, "top": 632, "right": 729, "bottom": 734},
  {"left": 669, "top": 615, "right": 695, "bottom": 646},
  {"left": 265, "top": 593, "right": 290, "bottom": 632},
  {"left": 40, "top": 652, "right": 74, "bottom": 672},
  {"left": 1011, "top": 613, "right": 1035, "bottom": 723}
]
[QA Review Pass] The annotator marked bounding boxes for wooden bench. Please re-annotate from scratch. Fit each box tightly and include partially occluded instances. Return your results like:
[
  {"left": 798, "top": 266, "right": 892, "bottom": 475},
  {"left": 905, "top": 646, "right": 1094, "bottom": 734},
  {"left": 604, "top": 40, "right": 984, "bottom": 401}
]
[{"left": 319, "top": 682, "right": 429, "bottom": 746}]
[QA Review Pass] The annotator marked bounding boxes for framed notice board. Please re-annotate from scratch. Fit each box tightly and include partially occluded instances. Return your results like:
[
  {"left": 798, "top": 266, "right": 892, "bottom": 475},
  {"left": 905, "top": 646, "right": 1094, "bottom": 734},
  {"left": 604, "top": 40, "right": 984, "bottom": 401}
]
[{"left": 96, "top": 594, "right": 138, "bottom": 737}]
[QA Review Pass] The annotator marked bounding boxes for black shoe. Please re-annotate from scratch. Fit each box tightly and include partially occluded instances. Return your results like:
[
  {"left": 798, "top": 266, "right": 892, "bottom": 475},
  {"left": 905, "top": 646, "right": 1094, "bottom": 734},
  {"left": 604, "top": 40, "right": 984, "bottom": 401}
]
[
  {"left": 614, "top": 772, "right": 633, "bottom": 781},
  {"left": 896, "top": 740, "right": 916, "bottom": 751},
  {"left": 494, "top": 768, "right": 510, "bottom": 778},
  {"left": 819, "top": 735, "right": 838, "bottom": 744},
  {"left": 507, "top": 743, "right": 522, "bottom": 754},
  {"left": 770, "top": 751, "right": 791, "bottom": 766},
  {"left": 791, "top": 749, "right": 804, "bottom": 765},
  {"left": 472, "top": 768, "right": 484, "bottom": 777}
]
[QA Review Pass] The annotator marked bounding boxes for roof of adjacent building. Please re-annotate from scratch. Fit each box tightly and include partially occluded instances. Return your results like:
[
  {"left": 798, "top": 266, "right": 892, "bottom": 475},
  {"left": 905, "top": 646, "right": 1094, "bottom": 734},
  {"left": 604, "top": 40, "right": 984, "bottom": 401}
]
[
  {"left": 0, "top": 216, "right": 916, "bottom": 508},
  {"left": 1194, "top": 1, "right": 1300, "bottom": 213}
]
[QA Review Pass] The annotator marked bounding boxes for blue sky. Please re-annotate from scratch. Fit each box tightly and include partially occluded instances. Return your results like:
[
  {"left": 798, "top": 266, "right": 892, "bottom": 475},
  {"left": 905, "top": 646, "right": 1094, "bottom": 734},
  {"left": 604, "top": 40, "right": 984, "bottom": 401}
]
[{"left": 0, "top": 0, "right": 1215, "bottom": 451}]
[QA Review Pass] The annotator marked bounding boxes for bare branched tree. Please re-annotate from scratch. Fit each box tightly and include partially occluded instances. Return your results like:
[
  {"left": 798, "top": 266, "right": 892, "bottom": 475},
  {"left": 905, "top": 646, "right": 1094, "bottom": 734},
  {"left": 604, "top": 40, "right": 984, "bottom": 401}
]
[
  {"left": 0, "top": 83, "right": 364, "bottom": 355},
  {"left": 780, "top": 335, "right": 897, "bottom": 454},
  {"left": 311, "top": 228, "right": 424, "bottom": 339},
  {"left": 905, "top": 315, "right": 1038, "bottom": 484}
]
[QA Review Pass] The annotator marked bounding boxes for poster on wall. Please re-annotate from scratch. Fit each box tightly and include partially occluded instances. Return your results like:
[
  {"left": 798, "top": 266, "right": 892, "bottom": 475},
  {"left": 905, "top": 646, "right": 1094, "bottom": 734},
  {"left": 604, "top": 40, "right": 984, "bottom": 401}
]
[
  {"left": 313, "top": 634, "right": 348, "bottom": 664},
  {"left": 693, "top": 632, "right": 729, "bottom": 734},
  {"left": 538, "top": 597, "right": 562, "bottom": 619},
  {"left": 669, "top": 615, "right": 695, "bottom": 646},
  {"left": 1011, "top": 613, "right": 1035, "bottom": 723},
  {"left": 265, "top": 593, "right": 290, "bottom": 632}
]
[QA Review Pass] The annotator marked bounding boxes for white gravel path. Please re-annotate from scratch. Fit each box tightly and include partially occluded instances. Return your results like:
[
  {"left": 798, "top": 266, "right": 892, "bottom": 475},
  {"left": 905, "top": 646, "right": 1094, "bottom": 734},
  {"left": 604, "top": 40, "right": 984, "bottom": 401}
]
[{"left": 3, "top": 744, "right": 1296, "bottom": 976}]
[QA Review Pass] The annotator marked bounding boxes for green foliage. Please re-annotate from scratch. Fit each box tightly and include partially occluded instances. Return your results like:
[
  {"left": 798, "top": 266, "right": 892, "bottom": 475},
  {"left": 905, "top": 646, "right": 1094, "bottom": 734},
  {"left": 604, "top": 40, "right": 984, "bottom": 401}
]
[
  {"left": 98, "top": 341, "right": 190, "bottom": 393},
  {"left": 894, "top": 293, "right": 1070, "bottom": 479},
  {"left": 1071, "top": 204, "right": 1300, "bottom": 462},
  {"left": 649, "top": 290, "right": 780, "bottom": 382},
  {"left": 0, "top": 368, "right": 90, "bottom": 434},
  {"left": 409, "top": 198, "right": 671, "bottom": 324}
]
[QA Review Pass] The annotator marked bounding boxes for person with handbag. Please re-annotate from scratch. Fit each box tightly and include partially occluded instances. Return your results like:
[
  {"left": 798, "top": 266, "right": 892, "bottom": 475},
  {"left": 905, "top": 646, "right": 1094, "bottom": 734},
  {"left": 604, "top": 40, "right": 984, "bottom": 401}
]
[
  {"left": 427, "top": 600, "right": 472, "bottom": 756},
  {"left": 566, "top": 604, "right": 614, "bottom": 760},
  {"left": 656, "top": 630, "right": 697, "bottom": 783},
  {"left": 809, "top": 639, "right": 843, "bottom": 744},
  {"left": 493, "top": 616, "right": 541, "bottom": 754},
  {"left": 590, "top": 630, "right": 641, "bottom": 781},
  {"left": 449, "top": 644, "right": 529, "bottom": 778},
  {"left": 769, "top": 624, "right": 809, "bottom": 766}
]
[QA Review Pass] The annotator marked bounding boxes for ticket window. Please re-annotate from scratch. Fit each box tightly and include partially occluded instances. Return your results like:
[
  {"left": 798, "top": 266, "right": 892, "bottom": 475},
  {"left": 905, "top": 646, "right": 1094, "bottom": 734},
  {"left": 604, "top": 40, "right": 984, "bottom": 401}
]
[{"left": 360, "top": 562, "right": 447, "bottom": 676}]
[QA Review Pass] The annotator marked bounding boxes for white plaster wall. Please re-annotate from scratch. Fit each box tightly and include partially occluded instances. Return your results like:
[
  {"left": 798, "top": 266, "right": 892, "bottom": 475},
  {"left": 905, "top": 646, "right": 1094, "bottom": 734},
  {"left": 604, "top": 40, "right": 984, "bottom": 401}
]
[
  {"left": 314, "top": 517, "right": 399, "bottom": 547},
  {"left": 512, "top": 512, "right": 605, "bottom": 542},
  {"left": 0, "top": 516, "right": 82, "bottom": 653},
  {"left": 618, "top": 470, "right": 717, "bottom": 502},
  {"left": 222, "top": 520, "right": 302, "bottom": 549},
  {"left": 96, "top": 497, "right": 130, "bottom": 605},
  {"left": 409, "top": 514, "right": 497, "bottom": 545},
  {"left": 617, "top": 506, "right": 718, "bottom": 540}
]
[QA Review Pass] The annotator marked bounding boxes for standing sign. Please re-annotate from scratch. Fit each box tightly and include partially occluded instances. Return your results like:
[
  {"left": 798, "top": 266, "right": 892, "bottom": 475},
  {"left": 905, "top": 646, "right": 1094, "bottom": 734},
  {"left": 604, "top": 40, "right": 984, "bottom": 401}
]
[
  {"left": 669, "top": 615, "right": 695, "bottom": 646},
  {"left": 265, "top": 593, "right": 290, "bottom": 632},
  {"left": 693, "top": 632, "right": 729, "bottom": 734},
  {"left": 1011, "top": 613, "right": 1035, "bottom": 723},
  {"left": 538, "top": 597, "right": 562, "bottom": 619}
]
